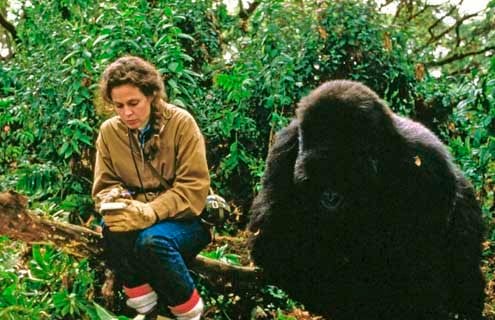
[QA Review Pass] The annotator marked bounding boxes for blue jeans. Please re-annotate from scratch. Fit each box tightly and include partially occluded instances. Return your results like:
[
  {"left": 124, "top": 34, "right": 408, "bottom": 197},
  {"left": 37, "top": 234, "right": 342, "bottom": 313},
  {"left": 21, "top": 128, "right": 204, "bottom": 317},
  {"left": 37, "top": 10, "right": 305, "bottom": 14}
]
[{"left": 102, "top": 217, "right": 211, "bottom": 306}]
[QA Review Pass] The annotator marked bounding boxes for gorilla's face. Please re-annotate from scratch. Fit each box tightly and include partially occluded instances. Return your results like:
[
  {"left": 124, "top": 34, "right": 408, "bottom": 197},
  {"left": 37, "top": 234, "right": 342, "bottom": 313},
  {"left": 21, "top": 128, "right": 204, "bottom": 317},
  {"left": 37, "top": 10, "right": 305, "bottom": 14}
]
[{"left": 293, "top": 83, "right": 390, "bottom": 195}]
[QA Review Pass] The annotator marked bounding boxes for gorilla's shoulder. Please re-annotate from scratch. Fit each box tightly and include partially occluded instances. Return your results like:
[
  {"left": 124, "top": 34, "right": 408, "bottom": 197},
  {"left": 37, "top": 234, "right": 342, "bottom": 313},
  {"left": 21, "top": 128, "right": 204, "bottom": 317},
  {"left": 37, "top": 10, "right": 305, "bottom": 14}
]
[
  {"left": 272, "top": 120, "right": 299, "bottom": 147},
  {"left": 267, "top": 119, "right": 300, "bottom": 160},
  {"left": 392, "top": 114, "right": 453, "bottom": 165},
  {"left": 392, "top": 114, "right": 447, "bottom": 152},
  {"left": 390, "top": 114, "right": 457, "bottom": 202}
]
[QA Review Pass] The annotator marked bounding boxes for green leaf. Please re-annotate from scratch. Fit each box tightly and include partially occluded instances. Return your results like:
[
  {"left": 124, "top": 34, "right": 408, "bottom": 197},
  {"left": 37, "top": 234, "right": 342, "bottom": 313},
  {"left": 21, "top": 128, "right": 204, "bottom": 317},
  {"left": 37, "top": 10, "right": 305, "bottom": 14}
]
[
  {"left": 168, "top": 62, "right": 179, "bottom": 72},
  {"left": 58, "top": 142, "right": 69, "bottom": 156},
  {"left": 62, "top": 51, "right": 79, "bottom": 63},
  {"left": 93, "top": 34, "right": 110, "bottom": 47},
  {"left": 93, "top": 302, "right": 118, "bottom": 320},
  {"left": 177, "top": 33, "right": 194, "bottom": 41},
  {"left": 1, "top": 284, "right": 17, "bottom": 305}
]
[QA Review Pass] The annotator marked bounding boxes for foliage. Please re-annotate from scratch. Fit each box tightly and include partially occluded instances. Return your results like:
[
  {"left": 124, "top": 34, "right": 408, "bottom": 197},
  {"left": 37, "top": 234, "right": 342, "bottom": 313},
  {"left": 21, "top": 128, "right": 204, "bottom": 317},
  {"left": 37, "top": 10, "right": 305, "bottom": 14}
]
[
  {"left": 1, "top": 0, "right": 420, "bottom": 214},
  {"left": 200, "top": 244, "right": 241, "bottom": 265},
  {"left": 445, "top": 56, "right": 495, "bottom": 227},
  {"left": 197, "top": 0, "right": 417, "bottom": 210},
  {"left": 195, "top": 273, "right": 302, "bottom": 320},
  {"left": 0, "top": 237, "right": 99, "bottom": 319},
  {"left": 0, "top": 0, "right": 219, "bottom": 220},
  {"left": 388, "top": 0, "right": 495, "bottom": 75},
  {"left": 93, "top": 303, "right": 131, "bottom": 320}
]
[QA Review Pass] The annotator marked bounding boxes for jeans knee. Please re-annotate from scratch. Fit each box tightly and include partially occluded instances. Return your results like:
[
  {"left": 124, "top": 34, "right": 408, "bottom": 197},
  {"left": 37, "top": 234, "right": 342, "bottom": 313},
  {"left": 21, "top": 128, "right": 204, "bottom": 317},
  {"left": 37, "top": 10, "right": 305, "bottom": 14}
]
[
  {"left": 135, "top": 231, "right": 175, "bottom": 255},
  {"left": 102, "top": 227, "right": 138, "bottom": 252}
]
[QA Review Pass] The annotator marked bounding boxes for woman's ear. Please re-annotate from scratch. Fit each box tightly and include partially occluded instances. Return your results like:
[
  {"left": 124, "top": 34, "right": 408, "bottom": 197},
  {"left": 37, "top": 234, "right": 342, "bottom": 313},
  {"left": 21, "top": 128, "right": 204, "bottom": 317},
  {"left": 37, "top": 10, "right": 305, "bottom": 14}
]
[{"left": 148, "top": 93, "right": 157, "bottom": 108}]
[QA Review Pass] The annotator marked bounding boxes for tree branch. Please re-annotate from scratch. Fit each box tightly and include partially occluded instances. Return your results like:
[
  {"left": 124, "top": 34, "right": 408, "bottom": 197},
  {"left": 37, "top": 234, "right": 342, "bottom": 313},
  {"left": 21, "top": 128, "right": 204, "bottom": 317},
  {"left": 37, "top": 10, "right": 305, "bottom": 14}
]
[
  {"left": 238, "top": 0, "right": 260, "bottom": 19},
  {"left": 0, "top": 191, "right": 260, "bottom": 289},
  {"left": 378, "top": 0, "right": 395, "bottom": 12},
  {"left": 416, "top": 11, "right": 479, "bottom": 53},
  {"left": 407, "top": 3, "right": 433, "bottom": 22},
  {"left": 426, "top": 3, "right": 458, "bottom": 38},
  {"left": 394, "top": 1, "right": 439, "bottom": 24},
  {"left": 0, "top": 12, "right": 17, "bottom": 41},
  {"left": 425, "top": 45, "right": 495, "bottom": 67}
]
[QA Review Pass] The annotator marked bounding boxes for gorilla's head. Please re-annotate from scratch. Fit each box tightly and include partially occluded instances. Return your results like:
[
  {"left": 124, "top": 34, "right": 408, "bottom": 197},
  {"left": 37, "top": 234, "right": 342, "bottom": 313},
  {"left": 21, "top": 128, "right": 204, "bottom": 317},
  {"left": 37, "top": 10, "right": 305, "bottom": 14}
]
[{"left": 294, "top": 80, "right": 395, "bottom": 193}]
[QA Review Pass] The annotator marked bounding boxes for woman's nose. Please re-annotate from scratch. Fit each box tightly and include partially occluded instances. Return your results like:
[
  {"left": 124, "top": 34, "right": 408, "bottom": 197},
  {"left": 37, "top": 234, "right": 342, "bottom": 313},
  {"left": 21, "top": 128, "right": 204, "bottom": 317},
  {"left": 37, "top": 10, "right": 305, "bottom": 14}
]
[{"left": 123, "top": 106, "right": 133, "bottom": 116}]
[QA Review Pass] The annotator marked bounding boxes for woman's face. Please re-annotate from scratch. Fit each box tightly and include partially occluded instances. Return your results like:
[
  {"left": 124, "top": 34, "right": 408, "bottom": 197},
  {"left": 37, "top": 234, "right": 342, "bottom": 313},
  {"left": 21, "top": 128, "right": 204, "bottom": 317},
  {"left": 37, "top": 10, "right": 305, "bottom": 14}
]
[{"left": 111, "top": 84, "right": 153, "bottom": 129}]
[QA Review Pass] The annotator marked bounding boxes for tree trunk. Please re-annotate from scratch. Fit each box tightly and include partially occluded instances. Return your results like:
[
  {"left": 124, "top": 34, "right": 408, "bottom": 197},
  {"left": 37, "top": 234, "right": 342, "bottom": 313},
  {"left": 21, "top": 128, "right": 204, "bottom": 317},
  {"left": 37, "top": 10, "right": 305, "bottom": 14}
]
[{"left": 0, "top": 191, "right": 260, "bottom": 290}]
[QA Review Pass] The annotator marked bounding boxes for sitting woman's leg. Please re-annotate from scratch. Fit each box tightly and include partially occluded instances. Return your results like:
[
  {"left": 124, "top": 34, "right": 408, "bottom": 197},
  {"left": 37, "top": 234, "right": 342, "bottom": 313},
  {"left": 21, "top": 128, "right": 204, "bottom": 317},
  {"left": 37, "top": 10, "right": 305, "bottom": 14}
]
[
  {"left": 102, "top": 227, "right": 157, "bottom": 315},
  {"left": 134, "top": 218, "right": 211, "bottom": 319}
]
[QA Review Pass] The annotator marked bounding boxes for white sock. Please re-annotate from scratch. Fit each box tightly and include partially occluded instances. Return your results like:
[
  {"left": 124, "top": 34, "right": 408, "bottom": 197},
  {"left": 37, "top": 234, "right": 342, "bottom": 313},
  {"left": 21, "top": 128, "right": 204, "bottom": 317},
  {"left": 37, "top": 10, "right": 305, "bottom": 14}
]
[
  {"left": 169, "top": 289, "right": 204, "bottom": 320},
  {"left": 174, "top": 298, "right": 203, "bottom": 320},
  {"left": 126, "top": 289, "right": 158, "bottom": 314}
]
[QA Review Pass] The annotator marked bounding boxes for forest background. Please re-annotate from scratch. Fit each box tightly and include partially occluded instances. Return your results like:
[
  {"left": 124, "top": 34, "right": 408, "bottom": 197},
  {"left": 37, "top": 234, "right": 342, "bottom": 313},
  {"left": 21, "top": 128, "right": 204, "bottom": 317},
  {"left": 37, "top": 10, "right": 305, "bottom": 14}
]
[{"left": 0, "top": 0, "right": 494, "bottom": 319}]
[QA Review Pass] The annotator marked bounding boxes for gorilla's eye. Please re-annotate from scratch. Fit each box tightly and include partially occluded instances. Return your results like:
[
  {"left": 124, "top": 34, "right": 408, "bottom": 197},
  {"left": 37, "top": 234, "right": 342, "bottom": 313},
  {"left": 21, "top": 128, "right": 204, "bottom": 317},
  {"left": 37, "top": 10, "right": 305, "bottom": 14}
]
[{"left": 320, "top": 189, "right": 344, "bottom": 211}]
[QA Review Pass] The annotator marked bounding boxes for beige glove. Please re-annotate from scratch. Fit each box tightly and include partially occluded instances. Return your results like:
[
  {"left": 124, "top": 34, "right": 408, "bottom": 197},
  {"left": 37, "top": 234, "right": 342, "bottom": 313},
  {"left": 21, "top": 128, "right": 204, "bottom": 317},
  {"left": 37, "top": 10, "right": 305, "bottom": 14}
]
[
  {"left": 96, "top": 187, "right": 132, "bottom": 212},
  {"left": 101, "top": 187, "right": 124, "bottom": 202},
  {"left": 103, "top": 200, "right": 158, "bottom": 232}
]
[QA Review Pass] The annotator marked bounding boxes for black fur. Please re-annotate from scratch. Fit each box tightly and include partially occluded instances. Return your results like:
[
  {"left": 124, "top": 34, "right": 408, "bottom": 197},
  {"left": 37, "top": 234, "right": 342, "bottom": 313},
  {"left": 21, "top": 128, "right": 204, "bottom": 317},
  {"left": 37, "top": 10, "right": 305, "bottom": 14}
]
[{"left": 248, "top": 80, "right": 485, "bottom": 320}]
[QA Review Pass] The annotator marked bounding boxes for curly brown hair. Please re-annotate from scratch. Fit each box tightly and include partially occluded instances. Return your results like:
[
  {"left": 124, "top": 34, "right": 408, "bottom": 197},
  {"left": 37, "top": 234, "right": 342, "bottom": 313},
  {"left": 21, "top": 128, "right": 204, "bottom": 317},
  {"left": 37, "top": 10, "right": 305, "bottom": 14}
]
[
  {"left": 98, "top": 55, "right": 168, "bottom": 159},
  {"left": 99, "top": 55, "right": 167, "bottom": 104}
]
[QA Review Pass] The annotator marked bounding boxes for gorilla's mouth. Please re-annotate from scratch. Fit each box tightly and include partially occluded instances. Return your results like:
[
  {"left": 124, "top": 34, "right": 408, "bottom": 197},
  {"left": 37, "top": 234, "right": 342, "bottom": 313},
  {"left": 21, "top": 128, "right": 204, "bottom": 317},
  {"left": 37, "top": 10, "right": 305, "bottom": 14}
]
[{"left": 320, "top": 189, "right": 344, "bottom": 211}]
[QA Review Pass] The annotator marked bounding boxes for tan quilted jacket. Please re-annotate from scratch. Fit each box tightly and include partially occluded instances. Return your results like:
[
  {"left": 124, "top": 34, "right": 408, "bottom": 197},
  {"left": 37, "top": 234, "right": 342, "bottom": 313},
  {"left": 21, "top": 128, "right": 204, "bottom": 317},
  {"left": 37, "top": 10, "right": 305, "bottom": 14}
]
[{"left": 92, "top": 103, "right": 210, "bottom": 220}]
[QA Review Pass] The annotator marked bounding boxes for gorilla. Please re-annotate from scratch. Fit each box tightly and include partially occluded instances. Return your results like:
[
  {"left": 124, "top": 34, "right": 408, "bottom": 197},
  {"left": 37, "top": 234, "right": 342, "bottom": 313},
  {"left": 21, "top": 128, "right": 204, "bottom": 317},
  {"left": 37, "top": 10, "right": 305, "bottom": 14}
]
[{"left": 248, "top": 80, "right": 485, "bottom": 320}]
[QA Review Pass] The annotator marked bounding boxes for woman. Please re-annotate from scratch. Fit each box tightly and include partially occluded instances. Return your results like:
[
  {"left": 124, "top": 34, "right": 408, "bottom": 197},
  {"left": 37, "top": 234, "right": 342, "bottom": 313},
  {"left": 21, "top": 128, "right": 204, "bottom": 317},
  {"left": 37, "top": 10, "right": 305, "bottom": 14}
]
[{"left": 92, "top": 55, "right": 211, "bottom": 320}]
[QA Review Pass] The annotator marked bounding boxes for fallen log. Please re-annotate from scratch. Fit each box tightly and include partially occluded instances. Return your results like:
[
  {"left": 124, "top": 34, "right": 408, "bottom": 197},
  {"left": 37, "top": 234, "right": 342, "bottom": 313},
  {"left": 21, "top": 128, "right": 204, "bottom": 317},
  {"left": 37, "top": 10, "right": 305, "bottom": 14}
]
[{"left": 0, "top": 190, "right": 260, "bottom": 290}]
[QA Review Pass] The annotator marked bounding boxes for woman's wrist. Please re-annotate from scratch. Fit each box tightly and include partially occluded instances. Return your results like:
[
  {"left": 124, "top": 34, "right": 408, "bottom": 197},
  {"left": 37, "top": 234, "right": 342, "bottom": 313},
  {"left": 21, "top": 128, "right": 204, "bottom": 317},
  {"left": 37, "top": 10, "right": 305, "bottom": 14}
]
[{"left": 152, "top": 209, "right": 160, "bottom": 223}]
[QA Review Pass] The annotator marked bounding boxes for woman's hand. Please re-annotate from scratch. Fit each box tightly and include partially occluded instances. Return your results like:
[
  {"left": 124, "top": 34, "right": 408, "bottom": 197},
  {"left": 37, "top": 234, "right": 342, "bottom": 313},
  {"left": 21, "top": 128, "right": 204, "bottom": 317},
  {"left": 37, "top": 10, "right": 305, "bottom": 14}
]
[{"left": 103, "top": 200, "right": 158, "bottom": 232}]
